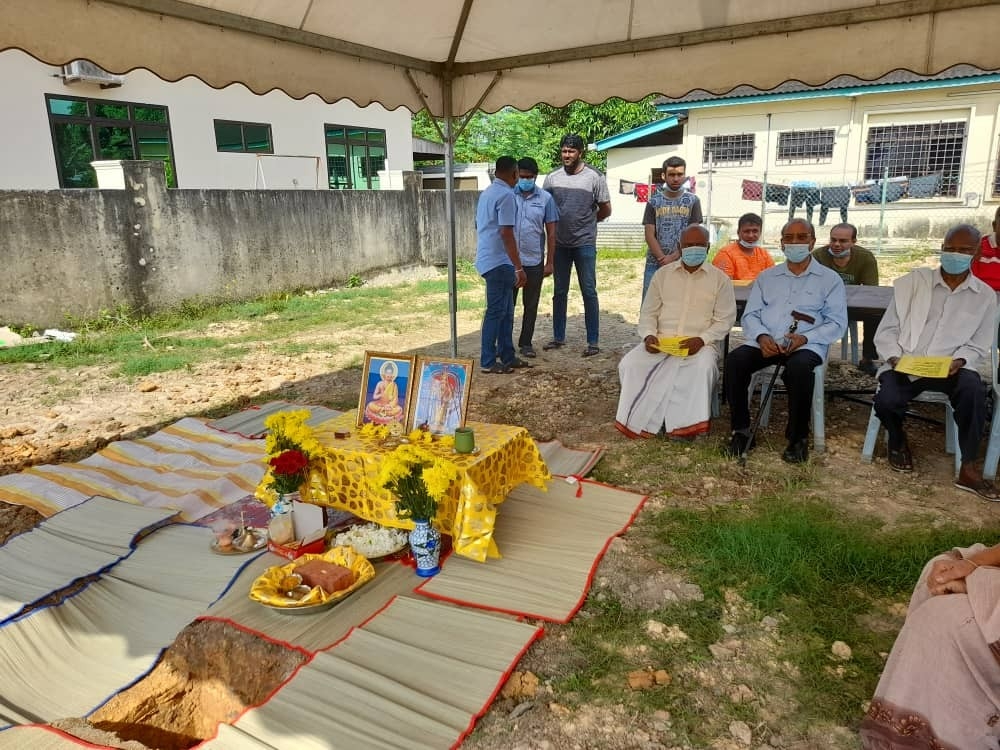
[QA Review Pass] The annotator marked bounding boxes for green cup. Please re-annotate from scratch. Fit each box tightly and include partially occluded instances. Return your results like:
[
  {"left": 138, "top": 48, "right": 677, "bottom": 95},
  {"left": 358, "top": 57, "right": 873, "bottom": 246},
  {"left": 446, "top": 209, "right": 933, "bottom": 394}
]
[{"left": 453, "top": 426, "right": 476, "bottom": 454}]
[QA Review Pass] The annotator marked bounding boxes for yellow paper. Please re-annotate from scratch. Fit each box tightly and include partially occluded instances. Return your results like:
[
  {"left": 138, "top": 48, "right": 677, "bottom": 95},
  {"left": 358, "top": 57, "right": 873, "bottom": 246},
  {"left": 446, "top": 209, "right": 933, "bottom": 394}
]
[
  {"left": 654, "top": 336, "right": 690, "bottom": 356},
  {"left": 894, "top": 355, "right": 953, "bottom": 378}
]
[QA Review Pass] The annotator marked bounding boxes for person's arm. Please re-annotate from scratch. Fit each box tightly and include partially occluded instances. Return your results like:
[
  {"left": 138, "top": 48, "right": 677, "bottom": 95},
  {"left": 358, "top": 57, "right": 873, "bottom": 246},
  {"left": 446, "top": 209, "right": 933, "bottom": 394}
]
[
  {"left": 874, "top": 289, "right": 902, "bottom": 364},
  {"left": 596, "top": 201, "right": 612, "bottom": 222},
  {"left": 699, "top": 275, "right": 738, "bottom": 344},
  {"left": 595, "top": 175, "right": 611, "bottom": 222},
  {"left": 689, "top": 196, "right": 703, "bottom": 225},
  {"left": 543, "top": 221, "right": 557, "bottom": 275},
  {"left": 637, "top": 272, "right": 665, "bottom": 340},
  {"left": 859, "top": 252, "right": 879, "bottom": 286},
  {"left": 643, "top": 203, "right": 664, "bottom": 258},
  {"left": 928, "top": 543, "right": 1000, "bottom": 595},
  {"left": 952, "top": 292, "right": 998, "bottom": 372},
  {"left": 793, "top": 276, "right": 847, "bottom": 349},
  {"left": 739, "top": 278, "right": 768, "bottom": 348}
]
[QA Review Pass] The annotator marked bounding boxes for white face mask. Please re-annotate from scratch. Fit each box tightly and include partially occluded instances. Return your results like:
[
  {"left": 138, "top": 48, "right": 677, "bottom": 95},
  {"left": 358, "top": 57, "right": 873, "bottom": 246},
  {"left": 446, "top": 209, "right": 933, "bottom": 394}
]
[
  {"left": 783, "top": 244, "right": 811, "bottom": 263},
  {"left": 738, "top": 239, "right": 759, "bottom": 249}
]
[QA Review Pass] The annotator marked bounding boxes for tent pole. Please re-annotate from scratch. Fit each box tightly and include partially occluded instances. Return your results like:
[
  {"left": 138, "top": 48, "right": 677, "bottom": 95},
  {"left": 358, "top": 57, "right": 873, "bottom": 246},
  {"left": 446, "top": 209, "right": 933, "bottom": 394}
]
[{"left": 444, "top": 78, "right": 459, "bottom": 357}]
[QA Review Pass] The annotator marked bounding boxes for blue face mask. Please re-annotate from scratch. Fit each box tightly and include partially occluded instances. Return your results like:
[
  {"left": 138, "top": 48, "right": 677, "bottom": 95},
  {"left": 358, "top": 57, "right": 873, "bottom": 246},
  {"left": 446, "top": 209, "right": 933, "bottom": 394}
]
[
  {"left": 681, "top": 246, "right": 708, "bottom": 267},
  {"left": 783, "top": 243, "right": 811, "bottom": 263},
  {"left": 517, "top": 178, "right": 536, "bottom": 192},
  {"left": 941, "top": 251, "right": 973, "bottom": 274}
]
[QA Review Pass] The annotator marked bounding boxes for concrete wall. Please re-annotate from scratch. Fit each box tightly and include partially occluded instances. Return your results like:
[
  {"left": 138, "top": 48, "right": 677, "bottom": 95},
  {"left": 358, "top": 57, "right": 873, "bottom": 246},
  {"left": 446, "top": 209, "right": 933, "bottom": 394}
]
[
  {"left": 0, "top": 162, "right": 478, "bottom": 327},
  {"left": 0, "top": 49, "right": 412, "bottom": 190},
  {"left": 603, "top": 80, "right": 1000, "bottom": 242}
]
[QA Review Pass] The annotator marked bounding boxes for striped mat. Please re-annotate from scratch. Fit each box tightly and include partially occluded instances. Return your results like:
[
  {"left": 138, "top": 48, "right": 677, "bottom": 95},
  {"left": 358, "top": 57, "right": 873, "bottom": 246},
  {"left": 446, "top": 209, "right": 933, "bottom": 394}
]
[
  {"left": 416, "top": 478, "right": 647, "bottom": 623},
  {"left": 534, "top": 439, "right": 604, "bottom": 478},
  {"left": 198, "top": 596, "right": 542, "bottom": 750},
  {"left": 0, "top": 524, "right": 257, "bottom": 728},
  {"left": 0, "top": 496, "right": 175, "bottom": 623},
  {"left": 207, "top": 402, "right": 344, "bottom": 439},
  {"left": 200, "top": 557, "right": 419, "bottom": 655},
  {"left": 0, "top": 418, "right": 265, "bottom": 520}
]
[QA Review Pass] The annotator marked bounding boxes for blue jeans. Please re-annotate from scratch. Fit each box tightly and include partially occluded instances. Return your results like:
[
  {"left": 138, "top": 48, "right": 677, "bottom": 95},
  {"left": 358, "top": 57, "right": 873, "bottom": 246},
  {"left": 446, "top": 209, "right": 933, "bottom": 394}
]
[
  {"left": 480, "top": 264, "right": 516, "bottom": 368},
  {"left": 641, "top": 255, "right": 660, "bottom": 302},
  {"left": 552, "top": 244, "right": 599, "bottom": 346}
]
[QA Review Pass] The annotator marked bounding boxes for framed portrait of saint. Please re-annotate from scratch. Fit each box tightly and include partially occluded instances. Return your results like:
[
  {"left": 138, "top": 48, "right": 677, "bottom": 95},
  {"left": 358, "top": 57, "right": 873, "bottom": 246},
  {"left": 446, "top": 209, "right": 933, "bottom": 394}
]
[
  {"left": 406, "top": 357, "right": 474, "bottom": 435},
  {"left": 356, "top": 352, "right": 416, "bottom": 428}
]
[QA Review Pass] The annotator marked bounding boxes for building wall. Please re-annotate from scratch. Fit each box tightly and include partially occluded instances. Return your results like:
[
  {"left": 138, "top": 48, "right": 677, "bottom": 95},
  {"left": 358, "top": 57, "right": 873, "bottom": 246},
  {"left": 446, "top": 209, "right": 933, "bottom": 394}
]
[
  {"left": 0, "top": 49, "right": 413, "bottom": 190},
  {"left": 0, "top": 163, "right": 478, "bottom": 327},
  {"left": 604, "top": 82, "right": 1000, "bottom": 243}
]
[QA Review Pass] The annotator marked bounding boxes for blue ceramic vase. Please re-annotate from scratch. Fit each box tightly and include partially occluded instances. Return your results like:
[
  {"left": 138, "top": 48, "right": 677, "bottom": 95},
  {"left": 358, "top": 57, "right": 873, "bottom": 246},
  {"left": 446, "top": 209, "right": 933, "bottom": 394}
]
[{"left": 409, "top": 519, "right": 441, "bottom": 577}]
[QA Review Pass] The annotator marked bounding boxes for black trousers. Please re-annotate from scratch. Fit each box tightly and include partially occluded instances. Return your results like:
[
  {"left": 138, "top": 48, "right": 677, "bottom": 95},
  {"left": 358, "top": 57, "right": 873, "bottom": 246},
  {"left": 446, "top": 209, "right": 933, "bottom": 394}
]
[
  {"left": 873, "top": 368, "right": 986, "bottom": 462},
  {"left": 513, "top": 262, "right": 545, "bottom": 349},
  {"left": 725, "top": 345, "right": 823, "bottom": 443}
]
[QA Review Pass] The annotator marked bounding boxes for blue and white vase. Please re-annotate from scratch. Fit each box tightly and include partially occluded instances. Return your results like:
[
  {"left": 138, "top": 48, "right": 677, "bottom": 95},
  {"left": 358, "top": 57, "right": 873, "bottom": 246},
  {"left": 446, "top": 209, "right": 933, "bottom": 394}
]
[{"left": 409, "top": 519, "right": 441, "bottom": 577}]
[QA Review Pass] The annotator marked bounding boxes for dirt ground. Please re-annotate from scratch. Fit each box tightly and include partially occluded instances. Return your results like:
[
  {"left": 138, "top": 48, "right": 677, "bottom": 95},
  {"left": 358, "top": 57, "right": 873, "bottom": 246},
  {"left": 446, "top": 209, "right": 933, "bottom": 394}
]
[{"left": 2, "top": 259, "right": 998, "bottom": 749}]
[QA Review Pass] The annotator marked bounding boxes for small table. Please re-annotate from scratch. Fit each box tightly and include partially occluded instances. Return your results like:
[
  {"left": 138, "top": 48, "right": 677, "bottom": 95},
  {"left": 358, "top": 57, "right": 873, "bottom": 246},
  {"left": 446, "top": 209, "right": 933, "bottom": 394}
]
[{"left": 304, "top": 411, "right": 550, "bottom": 563}]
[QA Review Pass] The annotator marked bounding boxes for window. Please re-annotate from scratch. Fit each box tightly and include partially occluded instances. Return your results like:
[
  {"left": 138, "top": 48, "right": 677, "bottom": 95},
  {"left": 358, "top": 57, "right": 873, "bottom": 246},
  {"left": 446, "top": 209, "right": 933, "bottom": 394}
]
[
  {"left": 213, "top": 120, "right": 273, "bottom": 153},
  {"left": 776, "top": 129, "right": 835, "bottom": 163},
  {"left": 864, "top": 121, "right": 966, "bottom": 197},
  {"left": 702, "top": 134, "right": 754, "bottom": 167},
  {"left": 46, "top": 95, "right": 176, "bottom": 188},
  {"left": 325, "top": 125, "right": 387, "bottom": 189},
  {"left": 992, "top": 141, "right": 1000, "bottom": 198}
]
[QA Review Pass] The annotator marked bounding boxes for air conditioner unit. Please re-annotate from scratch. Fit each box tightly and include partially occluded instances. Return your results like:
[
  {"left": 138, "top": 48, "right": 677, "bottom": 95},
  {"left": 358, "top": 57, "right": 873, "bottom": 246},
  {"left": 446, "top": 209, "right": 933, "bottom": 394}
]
[{"left": 60, "top": 60, "right": 123, "bottom": 89}]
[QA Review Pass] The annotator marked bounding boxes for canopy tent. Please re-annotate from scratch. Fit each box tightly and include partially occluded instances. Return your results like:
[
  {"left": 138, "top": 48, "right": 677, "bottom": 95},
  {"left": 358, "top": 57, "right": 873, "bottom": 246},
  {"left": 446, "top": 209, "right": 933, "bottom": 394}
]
[{"left": 6, "top": 0, "right": 1000, "bottom": 353}]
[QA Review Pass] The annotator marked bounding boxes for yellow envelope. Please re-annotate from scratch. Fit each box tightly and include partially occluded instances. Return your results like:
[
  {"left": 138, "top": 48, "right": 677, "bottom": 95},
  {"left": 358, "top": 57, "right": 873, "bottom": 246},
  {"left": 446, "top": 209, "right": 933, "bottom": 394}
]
[
  {"left": 653, "top": 336, "right": 690, "bottom": 357},
  {"left": 894, "top": 355, "right": 953, "bottom": 378}
]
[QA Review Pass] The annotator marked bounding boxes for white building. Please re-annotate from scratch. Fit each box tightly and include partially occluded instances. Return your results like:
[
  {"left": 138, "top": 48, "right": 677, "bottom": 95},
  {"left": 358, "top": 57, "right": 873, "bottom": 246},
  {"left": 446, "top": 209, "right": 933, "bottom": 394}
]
[
  {"left": 0, "top": 49, "right": 413, "bottom": 191},
  {"left": 596, "top": 67, "right": 1000, "bottom": 242}
]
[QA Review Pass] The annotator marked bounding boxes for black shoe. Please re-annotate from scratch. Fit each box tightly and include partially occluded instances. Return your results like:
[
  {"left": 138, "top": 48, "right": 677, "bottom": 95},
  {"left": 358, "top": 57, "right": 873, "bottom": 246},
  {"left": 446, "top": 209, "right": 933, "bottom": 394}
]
[
  {"left": 724, "top": 431, "right": 755, "bottom": 458},
  {"left": 857, "top": 359, "right": 878, "bottom": 377},
  {"left": 781, "top": 439, "right": 809, "bottom": 464},
  {"left": 509, "top": 357, "right": 533, "bottom": 369}
]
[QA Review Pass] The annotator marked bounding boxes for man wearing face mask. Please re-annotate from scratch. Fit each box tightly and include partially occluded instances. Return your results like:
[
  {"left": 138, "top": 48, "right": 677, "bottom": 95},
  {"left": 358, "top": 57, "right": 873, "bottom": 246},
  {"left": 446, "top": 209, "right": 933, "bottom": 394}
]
[
  {"left": 642, "top": 156, "right": 703, "bottom": 301},
  {"left": 711, "top": 213, "right": 774, "bottom": 281},
  {"left": 615, "top": 224, "right": 736, "bottom": 440},
  {"left": 872, "top": 224, "right": 998, "bottom": 499},
  {"left": 812, "top": 223, "right": 881, "bottom": 376},
  {"left": 724, "top": 218, "right": 847, "bottom": 464},
  {"left": 512, "top": 157, "right": 558, "bottom": 359}
]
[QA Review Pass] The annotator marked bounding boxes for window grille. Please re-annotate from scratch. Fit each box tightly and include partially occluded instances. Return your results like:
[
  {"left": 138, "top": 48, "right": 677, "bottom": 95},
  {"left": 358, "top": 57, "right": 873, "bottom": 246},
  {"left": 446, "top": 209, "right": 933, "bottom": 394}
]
[
  {"left": 776, "top": 129, "right": 835, "bottom": 163},
  {"left": 864, "top": 122, "right": 965, "bottom": 197},
  {"left": 702, "top": 134, "right": 754, "bottom": 167}
]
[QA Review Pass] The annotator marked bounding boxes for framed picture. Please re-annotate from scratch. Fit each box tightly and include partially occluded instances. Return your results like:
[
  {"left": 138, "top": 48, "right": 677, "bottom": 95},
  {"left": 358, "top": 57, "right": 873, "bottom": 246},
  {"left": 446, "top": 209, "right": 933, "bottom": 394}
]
[
  {"left": 407, "top": 356, "right": 474, "bottom": 435},
  {"left": 356, "top": 351, "right": 416, "bottom": 428}
]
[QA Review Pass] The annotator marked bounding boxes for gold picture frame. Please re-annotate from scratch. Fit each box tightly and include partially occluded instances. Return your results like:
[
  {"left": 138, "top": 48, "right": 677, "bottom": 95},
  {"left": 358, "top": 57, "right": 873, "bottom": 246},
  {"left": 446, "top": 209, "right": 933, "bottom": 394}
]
[
  {"left": 406, "top": 356, "right": 475, "bottom": 435},
  {"left": 356, "top": 351, "right": 417, "bottom": 428}
]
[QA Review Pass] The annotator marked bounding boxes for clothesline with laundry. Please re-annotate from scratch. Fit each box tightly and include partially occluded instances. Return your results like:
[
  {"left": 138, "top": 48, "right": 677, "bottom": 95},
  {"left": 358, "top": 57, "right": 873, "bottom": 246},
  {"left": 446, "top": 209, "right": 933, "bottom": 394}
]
[{"left": 620, "top": 176, "right": 696, "bottom": 203}]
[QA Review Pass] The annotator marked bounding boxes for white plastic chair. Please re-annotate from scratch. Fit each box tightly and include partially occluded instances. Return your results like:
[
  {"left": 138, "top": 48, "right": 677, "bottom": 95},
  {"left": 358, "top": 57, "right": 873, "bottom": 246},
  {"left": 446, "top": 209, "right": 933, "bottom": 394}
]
[
  {"left": 840, "top": 320, "right": 859, "bottom": 364},
  {"left": 747, "top": 354, "right": 828, "bottom": 452}
]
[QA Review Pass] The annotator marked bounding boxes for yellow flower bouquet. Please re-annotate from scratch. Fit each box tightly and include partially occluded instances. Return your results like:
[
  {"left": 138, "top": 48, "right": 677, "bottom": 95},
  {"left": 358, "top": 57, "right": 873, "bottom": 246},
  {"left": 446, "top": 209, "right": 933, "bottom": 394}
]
[
  {"left": 258, "top": 410, "right": 323, "bottom": 508},
  {"left": 376, "top": 443, "right": 460, "bottom": 521}
]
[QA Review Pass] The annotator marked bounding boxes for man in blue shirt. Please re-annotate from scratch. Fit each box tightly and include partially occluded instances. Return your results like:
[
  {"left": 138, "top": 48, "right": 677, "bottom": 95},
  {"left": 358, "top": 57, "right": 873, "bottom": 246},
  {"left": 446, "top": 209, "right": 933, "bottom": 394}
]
[
  {"left": 513, "top": 157, "right": 558, "bottom": 359},
  {"left": 475, "top": 156, "right": 528, "bottom": 374},
  {"left": 724, "top": 218, "right": 847, "bottom": 463}
]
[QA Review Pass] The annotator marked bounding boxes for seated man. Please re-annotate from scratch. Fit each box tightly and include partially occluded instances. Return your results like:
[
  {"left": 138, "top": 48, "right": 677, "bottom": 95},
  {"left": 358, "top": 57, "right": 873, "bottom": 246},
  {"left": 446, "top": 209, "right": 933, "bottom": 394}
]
[
  {"left": 616, "top": 224, "right": 736, "bottom": 440},
  {"left": 812, "top": 222, "right": 881, "bottom": 376},
  {"left": 711, "top": 212, "right": 775, "bottom": 281},
  {"left": 724, "top": 218, "right": 847, "bottom": 464},
  {"left": 872, "top": 223, "right": 998, "bottom": 498},
  {"left": 860, "top": 541, "right": 1000, "bottom": 749}
]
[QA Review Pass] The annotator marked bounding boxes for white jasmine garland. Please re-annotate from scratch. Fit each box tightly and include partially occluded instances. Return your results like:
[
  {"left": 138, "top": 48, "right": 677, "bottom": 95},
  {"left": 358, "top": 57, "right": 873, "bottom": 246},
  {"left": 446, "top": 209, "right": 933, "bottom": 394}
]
[{"left": 332, "top": 523, "right": 408, "bottom": 557}]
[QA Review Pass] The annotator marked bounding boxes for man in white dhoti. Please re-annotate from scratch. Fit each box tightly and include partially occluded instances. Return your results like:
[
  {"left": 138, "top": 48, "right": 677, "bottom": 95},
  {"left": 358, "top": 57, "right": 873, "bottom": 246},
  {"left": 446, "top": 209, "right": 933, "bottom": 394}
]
[{"left": 615, "top": 224, "right": 737, "bottom": 439}]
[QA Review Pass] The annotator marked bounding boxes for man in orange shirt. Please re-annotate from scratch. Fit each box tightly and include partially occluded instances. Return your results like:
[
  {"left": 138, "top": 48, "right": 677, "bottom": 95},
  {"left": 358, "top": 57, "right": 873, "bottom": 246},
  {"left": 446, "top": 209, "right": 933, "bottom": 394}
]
[{"left": 712, "top": 213, "right": 775, "bottom": 281}]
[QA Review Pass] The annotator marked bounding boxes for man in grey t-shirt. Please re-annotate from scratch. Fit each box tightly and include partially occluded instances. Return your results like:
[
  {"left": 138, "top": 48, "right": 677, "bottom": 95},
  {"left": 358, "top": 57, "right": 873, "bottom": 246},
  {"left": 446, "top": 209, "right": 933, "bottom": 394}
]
[{"left": 542, "top": 134, "right": 612, "bottom": 357}]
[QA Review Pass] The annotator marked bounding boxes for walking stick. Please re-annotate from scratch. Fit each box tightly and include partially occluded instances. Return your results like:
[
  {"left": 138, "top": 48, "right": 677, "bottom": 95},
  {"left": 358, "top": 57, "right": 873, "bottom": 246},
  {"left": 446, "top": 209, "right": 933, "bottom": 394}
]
[{"left": 739, "top": 310, "right": 816, "bottom": 465}]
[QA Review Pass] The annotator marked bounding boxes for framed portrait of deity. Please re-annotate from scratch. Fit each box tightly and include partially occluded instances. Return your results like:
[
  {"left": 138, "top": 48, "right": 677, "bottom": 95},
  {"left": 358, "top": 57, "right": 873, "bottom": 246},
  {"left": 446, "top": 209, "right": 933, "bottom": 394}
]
[
  {"left": 356, "top": 352, "right": 416, "bottom": 428},
  {"left": 406, "top": 356, "right": 474, "bottom": 435}
]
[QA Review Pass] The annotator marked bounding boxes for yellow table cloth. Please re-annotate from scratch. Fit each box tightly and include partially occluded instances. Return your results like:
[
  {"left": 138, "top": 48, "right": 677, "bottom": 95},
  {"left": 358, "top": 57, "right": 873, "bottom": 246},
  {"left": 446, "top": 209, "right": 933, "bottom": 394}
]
[{"left": 303, "top": 411, "right": 549, "bottom": 562}]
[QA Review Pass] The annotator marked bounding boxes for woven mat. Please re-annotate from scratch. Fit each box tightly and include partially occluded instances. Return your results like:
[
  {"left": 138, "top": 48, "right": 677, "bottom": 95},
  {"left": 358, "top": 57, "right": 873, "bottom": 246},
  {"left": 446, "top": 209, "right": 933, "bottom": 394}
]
[
  {"left": 200, "top": 557, "right": 420, "bottom": 654},
  {"left": 416, "top": 478, "right": 647, "bottom": 623},
  {"left": 0, "top": 418, "right": 265, "bottom": 520},
  {"left": 199, "top": 596, "right": 542, "bottom": 750},
  {"left": 0, "top": 496, "right": 176, "bottom": 623},
  {"left": 534, "top": 439, "right": 604, "bottom": 478},
  {"left": 0, "top": 524, "right": 256, "bottom": 728},
  {"left": 0, "top": 726, "right": 98, "bottom": 749},
  {"left": 207, "top": 402, "right": 344, "bottom": 439}
]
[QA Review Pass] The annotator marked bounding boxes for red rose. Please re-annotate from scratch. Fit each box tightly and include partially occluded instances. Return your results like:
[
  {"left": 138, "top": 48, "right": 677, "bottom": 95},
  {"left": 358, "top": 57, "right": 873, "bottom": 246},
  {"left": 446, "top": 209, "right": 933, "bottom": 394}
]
[{"left": 270, "top": 449, "right": 309, "bottom": 476}]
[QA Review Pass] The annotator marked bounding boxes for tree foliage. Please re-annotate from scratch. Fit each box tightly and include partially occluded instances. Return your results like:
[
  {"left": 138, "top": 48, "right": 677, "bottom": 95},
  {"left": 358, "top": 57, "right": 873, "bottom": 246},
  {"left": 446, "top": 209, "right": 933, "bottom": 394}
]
[{"left": 412, "top": 96, "right": 659, "bottom": 174}]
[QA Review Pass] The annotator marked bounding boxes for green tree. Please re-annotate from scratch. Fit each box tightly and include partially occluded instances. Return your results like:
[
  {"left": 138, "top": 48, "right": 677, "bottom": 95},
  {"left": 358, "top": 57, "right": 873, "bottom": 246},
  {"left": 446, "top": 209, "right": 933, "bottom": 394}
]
[{"left": 412, "top": 96, "right": 659, "bottom": 174}]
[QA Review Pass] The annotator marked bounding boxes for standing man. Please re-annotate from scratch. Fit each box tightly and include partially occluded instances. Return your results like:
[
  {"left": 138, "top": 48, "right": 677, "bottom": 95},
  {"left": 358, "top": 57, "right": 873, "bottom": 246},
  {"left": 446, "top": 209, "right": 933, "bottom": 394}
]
[
  {"left": 711, "top": 212, "right": 774, "bottom": 282},
  {"left": 642, "top": 156, "right": 703, "bottom": 300},
  {"left": 812, "top": 222, "right": 881, "bottom": 375},
  {"left": 724, "top": 218, "right": 847, "bottom": 464},
  {"left": 616, "top": 224, "right": 736, "bottom": 440},
  {"left": 542, "top": 134, "right": 612, "bottom": 358},
  {"left": 513, "top": 157, "right": 558, "bottom": 359},
  {"left": 872, "top": 224, "right": 997, "bottom": 498},
  {"left": 475, "top": 156, "right": 528, "bottom": 374}
]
